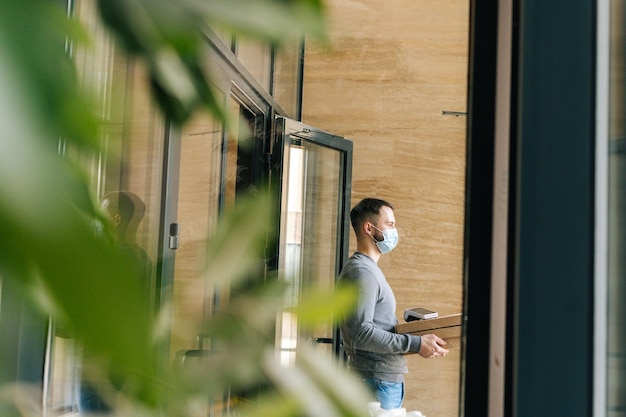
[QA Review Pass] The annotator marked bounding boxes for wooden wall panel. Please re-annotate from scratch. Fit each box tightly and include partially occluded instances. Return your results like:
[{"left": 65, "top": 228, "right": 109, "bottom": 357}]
[{"left": 302, "top": 0, "right": 469, "bottom": 415}]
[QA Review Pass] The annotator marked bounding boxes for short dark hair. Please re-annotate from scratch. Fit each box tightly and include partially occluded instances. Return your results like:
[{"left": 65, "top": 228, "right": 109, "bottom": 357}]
[
  {"left": 104, "top": 191, "right": 145, "bottom": 236},
  {"left": 350, "top": 198, "right": 394, "bottom": 234}
]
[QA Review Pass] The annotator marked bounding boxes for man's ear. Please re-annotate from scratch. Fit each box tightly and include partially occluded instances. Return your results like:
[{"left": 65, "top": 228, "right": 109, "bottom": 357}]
[{"left": 362, "top": 221, "right": 372, "bottom": 236}]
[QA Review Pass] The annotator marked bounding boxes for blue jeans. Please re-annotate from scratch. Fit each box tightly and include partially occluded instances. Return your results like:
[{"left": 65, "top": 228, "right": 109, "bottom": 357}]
[{"left": 364, "top": 378, "right": 404, "bottom": 410}]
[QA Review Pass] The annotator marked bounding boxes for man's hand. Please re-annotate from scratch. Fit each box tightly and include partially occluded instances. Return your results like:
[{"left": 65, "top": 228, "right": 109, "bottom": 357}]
[{"left": 417, "top": 334, "right": 449, "bottom": 359}]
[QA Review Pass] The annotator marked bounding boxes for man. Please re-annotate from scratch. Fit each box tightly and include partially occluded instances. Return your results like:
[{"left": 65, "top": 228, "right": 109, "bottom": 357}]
[
  {"left": 338, "top": 198, "right": 448, "bottom": 410},
  {"left": 101, "top": 191, "right": 151, "bottom": 287},
  {"left": 78, "top": 191, "right": 152, "bottom": 415}
]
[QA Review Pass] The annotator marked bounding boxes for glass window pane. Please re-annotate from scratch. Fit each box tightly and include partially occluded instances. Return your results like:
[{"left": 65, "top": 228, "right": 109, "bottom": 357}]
[
  {"left": 236, "top": 38, "right": 271, "bottom": 90},
  {"left": 273, "top": 41, "right": 302, "bottom": 118},
  {"left": 276, "top": 137, "right": 343, "bottom": 364},
  {"left": 169, "top": 109, "right": 224, "bottom": 356},
  {"left": 46, "top": 0, "right": 165, "bottom": 413},
  {"left": 169, "top": 94, "right": 262, "bottom": 359}
]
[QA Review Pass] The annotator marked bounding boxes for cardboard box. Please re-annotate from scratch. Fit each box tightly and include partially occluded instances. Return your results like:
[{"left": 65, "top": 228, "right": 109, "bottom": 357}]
[{"left": 395, "top": 313, "right": 463, "bottom": 349}]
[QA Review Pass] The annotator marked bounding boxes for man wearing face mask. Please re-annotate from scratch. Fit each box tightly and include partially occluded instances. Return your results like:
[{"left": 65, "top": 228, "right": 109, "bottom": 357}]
[{"left": 338, "top": 198, "right": 448, "bottom": 410}]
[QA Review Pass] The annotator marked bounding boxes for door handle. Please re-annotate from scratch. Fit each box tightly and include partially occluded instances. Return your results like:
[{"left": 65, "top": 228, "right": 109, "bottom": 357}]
[
  {"left": 309, "top": 337, "right": 333, "bottom": 345},
  {"left": 169, "top": 223, "right": 180, "bottom": 250}
]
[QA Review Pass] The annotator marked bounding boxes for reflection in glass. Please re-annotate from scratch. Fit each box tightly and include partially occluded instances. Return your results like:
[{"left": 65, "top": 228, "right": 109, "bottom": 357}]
[{"left": 45, "top": 0, "right": 165, "bottom": 413}]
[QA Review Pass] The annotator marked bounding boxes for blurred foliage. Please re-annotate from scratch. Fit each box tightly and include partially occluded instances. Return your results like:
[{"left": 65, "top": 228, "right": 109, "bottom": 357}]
[{"left": 0, "top": 0, "right": 368, "bottom": 416}]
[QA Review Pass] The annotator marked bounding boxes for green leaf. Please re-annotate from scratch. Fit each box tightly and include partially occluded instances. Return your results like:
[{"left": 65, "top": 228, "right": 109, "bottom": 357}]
[
  {"left": 290, "top": 284, "right": 358, "bottom": 327},
  {"left": 202, "top": 191, "right": 272, "bottom": 289}
]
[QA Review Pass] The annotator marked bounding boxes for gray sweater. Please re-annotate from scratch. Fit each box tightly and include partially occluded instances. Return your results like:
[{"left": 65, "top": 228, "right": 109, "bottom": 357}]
[{"left": 338, "top": 252, "right": 422, "bottom": 382}]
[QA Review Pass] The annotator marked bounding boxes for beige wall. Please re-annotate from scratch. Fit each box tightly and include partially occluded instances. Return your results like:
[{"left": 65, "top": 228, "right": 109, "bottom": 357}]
[{"left": 302, "top": 1, "right": 469, "bottom": 415}]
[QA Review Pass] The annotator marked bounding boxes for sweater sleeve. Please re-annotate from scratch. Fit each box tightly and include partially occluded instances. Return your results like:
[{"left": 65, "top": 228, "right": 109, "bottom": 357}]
[{"left": 339, "top": 266, "right": 422, "bottom": 354}]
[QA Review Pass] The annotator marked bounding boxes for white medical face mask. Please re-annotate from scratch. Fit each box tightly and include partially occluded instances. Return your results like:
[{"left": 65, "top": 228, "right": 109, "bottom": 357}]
[{"left": 371, "top": 225, "right": 399, "bottom": 254}]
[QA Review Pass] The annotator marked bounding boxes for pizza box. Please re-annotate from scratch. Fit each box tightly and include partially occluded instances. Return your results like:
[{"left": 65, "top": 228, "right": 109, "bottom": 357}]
[{"left": 395, "top": 313, "right": 463, "bottom": 349}]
